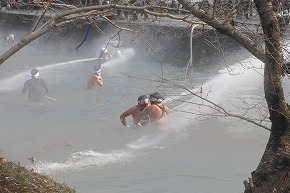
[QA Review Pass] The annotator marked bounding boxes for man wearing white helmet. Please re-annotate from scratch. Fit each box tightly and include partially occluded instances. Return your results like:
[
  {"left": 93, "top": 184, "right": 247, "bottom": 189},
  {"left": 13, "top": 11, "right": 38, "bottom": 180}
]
[
  {"left": 134, "top": 92, "right": 169, "bottom": 129},
  {"left": 87, "top": 65, "right": 103, "bottom": 89},
  {"left": 21, "top": 69, "right": 49, "bottom": 102},
  {"left": 120, "top": 95, "right": 150, "bottom": 127},
  {"left": 113, "top": 50, "right": 123, "bottom": 59},
  {"left": 98, "top": 47, "right": 112, "bottom": 65}
]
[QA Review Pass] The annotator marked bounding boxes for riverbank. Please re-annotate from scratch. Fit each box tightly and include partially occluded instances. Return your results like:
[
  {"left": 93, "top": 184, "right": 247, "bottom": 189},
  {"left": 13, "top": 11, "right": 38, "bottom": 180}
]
[
  {"left": 0, "top": 10, "right": 246, "bottom": 72},
  {"left": 0, "top": 157, "right": 75, "bottom": 192}
]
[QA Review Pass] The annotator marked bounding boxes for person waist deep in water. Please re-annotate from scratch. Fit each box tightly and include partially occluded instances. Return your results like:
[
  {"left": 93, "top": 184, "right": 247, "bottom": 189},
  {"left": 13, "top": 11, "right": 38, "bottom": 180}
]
[
  {"left": 87, "top": 65, "right": 103, "bottom": 89},
  {"left": 120, "top": 95, "right": 150, "bottom": 127},
  {"left": 134, "top": 92, "right": 169, "bottom": 129},
  {"left": 99, "top": 47, "right": 112, "bottom": 60},
  {"left": 21, "top": 68, "right": 49, "bottom": 102},
  {"left": 98, "top": 47, "right": 112, "bottom": 66}
]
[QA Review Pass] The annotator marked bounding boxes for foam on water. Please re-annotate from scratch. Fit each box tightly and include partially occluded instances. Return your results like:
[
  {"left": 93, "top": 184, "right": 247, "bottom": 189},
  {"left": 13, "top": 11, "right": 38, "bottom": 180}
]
[
  {"left": 34, "top": 149, "right": 136, "bottom": 174},
  {"left": 34, "top": 129, "right": 175, "bottom": 175},
  {"left": 125, "top": 132, "right": 168, "bottom": 150}
]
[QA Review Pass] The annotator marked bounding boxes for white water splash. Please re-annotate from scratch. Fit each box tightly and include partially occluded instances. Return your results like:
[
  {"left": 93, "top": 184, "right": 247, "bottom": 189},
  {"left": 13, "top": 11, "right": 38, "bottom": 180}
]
[{"left": 34, "top": 149, "right": 136, "bottom": 175}]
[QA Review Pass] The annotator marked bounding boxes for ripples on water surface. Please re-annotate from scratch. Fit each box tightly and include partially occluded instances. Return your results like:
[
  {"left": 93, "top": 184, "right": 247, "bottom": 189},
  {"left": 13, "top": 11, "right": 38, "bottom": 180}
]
[{"left": 0, "top": 46, "right": 270, "bottom": 193}]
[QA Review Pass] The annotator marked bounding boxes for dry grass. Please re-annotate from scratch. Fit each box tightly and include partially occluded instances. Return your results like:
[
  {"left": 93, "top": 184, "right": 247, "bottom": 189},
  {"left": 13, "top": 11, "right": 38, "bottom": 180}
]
[{"left": 0, "top": 157, "right": 75, "bottom": 193}]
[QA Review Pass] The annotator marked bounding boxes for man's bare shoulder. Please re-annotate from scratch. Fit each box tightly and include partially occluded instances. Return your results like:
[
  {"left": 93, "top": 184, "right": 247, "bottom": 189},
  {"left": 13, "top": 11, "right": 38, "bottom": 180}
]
[
  {"left": 143, "top": 105, "right": 159, "bottom": 112},
  {"left": 131, "top": 105, "right": 139, "bottom": 111},
  {"left": 124, "top": 105, "right": 138, "bottom": 114}
]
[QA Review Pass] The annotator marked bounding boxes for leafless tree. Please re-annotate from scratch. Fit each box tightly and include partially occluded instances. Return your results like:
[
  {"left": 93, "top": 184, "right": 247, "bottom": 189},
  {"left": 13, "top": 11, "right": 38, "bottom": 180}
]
[{"left": 0, "top": 0, "right": 290, "bottom": 191}]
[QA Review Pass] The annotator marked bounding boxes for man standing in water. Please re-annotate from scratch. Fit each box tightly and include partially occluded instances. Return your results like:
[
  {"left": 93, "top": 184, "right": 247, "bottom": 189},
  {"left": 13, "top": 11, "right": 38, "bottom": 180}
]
[
  {"left": 98, "top": 47, "right": 113, "bottom": 66},
  {"left": 99, "top": 48, "right": 112, "bottom": 60},
  {"left": 134, "top": 92, "right": 170, "bottom": 129},
  {"left": 87, "top": 65, "right": 103, "bottom": 89},
  {"left": 120, "top": 95, "right": 150, "bottom": 127},
  {"left": 21, "top": 69, "right": 49, "bottom": 102}
]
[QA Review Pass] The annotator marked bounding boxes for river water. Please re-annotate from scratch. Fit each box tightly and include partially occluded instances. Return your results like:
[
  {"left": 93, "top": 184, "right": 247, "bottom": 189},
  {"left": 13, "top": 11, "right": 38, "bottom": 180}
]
[{"left": 0, "top": 41, "right": 270, "bottom": 193}]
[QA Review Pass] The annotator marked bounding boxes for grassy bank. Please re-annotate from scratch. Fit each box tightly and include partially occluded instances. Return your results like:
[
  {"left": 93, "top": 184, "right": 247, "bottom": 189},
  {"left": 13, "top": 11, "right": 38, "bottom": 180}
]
[{"left": 0, "top": 157, "right": 75, "bottom": 192}]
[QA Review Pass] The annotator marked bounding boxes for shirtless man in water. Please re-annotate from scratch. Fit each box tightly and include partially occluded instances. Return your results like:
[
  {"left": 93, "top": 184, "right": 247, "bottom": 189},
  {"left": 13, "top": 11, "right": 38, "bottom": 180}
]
[
  {"left": 120, "top": 95, "right": 149, "bottom": 127},
  {"left": 134, "top": 92, "right": 169, "bottom": 129},
  {"left": 87, "top": 65, "right": 103, "bottom": 89},
  {"left": 98, "top": 47, "right": 113, "bottom": 66}
]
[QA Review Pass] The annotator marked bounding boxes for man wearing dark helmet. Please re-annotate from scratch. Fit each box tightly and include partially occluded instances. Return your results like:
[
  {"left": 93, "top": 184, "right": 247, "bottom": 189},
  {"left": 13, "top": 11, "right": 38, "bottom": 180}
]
[{"left": 21, "top": 69, "right": 49, "bottom": 102}]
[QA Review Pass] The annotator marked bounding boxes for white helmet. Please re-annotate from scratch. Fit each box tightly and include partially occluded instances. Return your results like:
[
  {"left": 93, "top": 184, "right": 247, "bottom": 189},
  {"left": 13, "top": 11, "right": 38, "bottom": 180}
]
[
  {"left": 116, "top": 50, "right": 122, "bottom": 57},
  {"left": 8, "top": 34, "right": 14, "bottom": 40},
  {"left": 100, "top": 47, "right": 107, "bottom": 54}
]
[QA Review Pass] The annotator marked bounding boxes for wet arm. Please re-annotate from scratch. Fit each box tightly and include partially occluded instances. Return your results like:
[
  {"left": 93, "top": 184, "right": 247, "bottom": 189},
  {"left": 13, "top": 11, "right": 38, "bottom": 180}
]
[{"left": 120, "top": 107, "right": 134, "bottom": 127}]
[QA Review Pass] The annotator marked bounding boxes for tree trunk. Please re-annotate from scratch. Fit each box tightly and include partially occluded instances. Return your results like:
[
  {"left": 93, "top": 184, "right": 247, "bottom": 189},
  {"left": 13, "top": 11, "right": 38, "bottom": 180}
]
[
  {"left": 177, "top": 0, "right": 290, "bottom": 191},
  {"left": 244, "top": 1, "right": 290, "bottom": 192}
]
